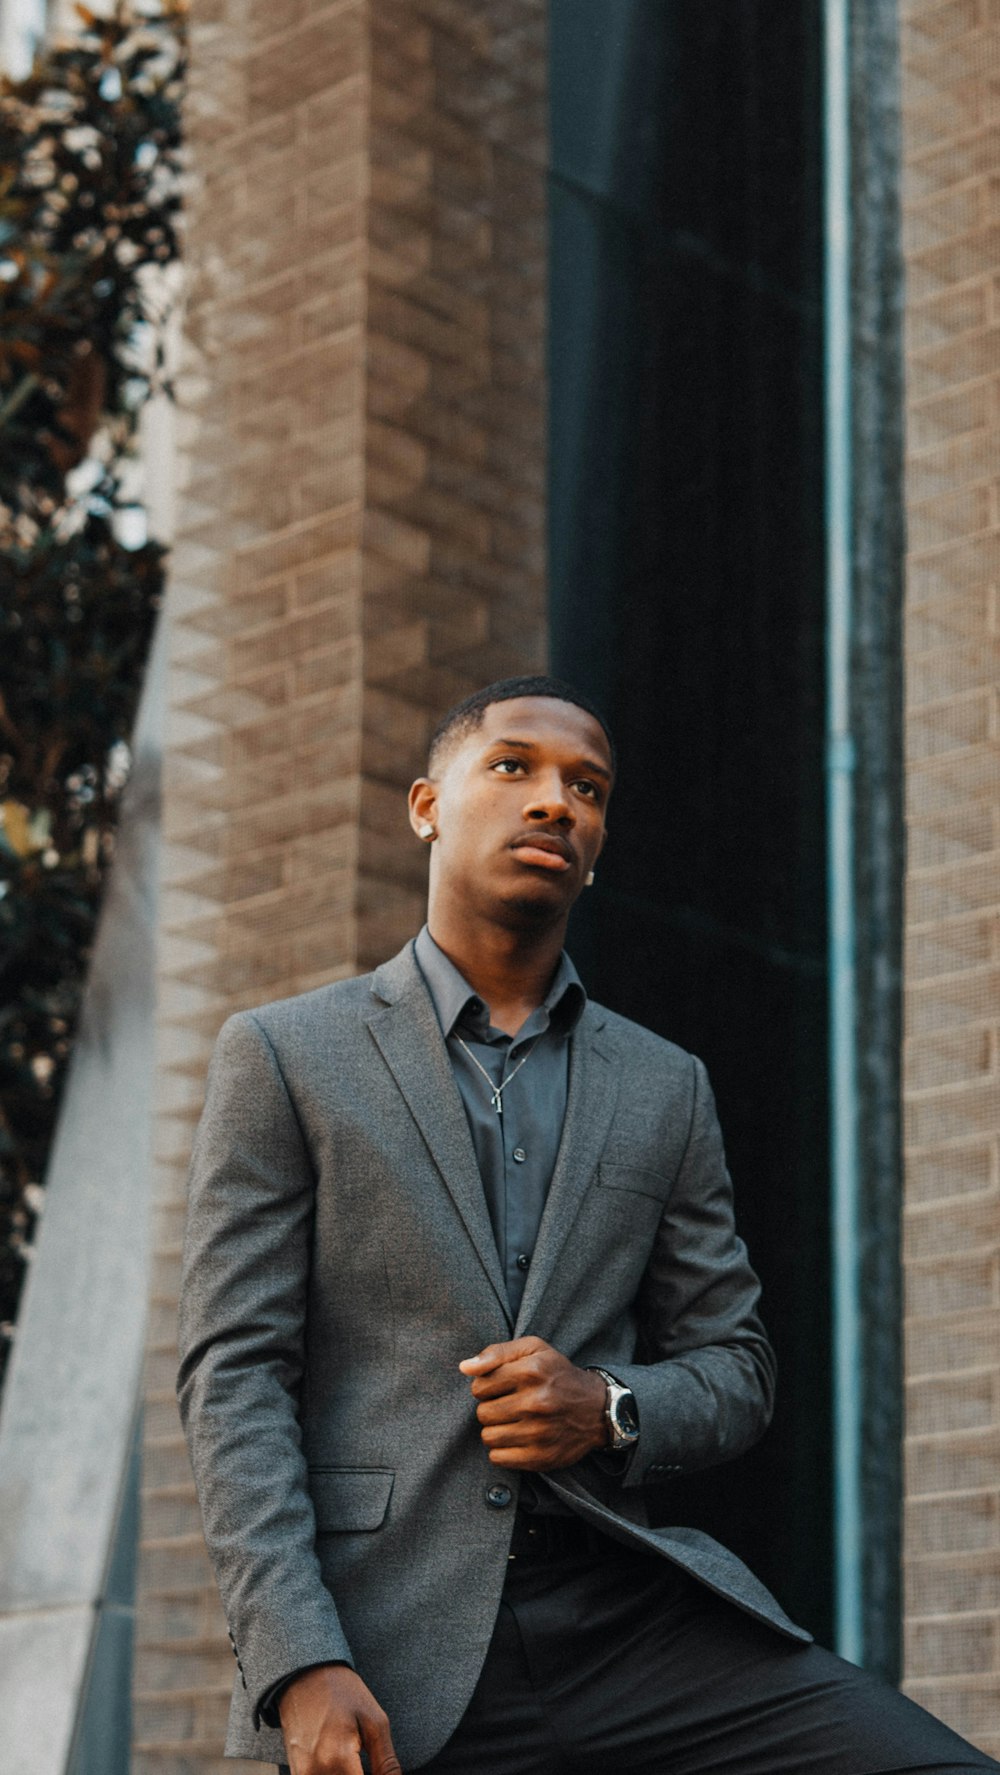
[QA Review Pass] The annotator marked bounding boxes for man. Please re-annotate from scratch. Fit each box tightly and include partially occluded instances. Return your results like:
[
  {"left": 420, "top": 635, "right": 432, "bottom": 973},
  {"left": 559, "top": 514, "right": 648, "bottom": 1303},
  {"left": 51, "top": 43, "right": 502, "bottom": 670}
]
[{"left": 178, "top": 675, "right": 997, "bottom": 1775}]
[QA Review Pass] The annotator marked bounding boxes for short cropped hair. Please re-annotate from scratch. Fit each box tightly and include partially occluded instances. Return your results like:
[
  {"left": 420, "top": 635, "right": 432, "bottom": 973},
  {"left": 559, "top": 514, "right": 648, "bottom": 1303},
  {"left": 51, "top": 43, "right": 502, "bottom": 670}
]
[{"left": 427, "top": 675, "right": 616, "bottom": 776}]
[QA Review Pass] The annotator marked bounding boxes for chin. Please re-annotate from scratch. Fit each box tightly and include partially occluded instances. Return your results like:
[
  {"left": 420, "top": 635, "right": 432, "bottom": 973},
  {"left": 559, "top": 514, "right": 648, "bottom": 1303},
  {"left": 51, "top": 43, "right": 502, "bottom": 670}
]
[{"left": 500, "top": 886, "right": 575, "bottom": 926}]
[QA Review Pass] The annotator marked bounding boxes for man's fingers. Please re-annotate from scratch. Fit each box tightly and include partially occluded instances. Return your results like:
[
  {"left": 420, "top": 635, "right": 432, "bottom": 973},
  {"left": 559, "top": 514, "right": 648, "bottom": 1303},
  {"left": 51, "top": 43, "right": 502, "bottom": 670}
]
[
  {"left": 459, "top": 1336, "right": 543, "bottom": 1375},
  {"left": 476, "top": 1385, "right": 550, "bottom": 1423},
  {"left": 280, "top": 1667, "right": 396, "bottom": 1775},
  {"left": 469, "top": 1361, "right": 535, "bottom": 1401},
  {"left": 359, "top": 1705, "right": 402, "bottom": 1775},
  {"left": 479, "top": 1413, "right": 534, "bottom": 1443},
  {"left": 479, "top": 1419, "right": 559, "bottom": 1461},
  {"left": 486, "top": 1443, "right": 549, "bottom": 1469}
]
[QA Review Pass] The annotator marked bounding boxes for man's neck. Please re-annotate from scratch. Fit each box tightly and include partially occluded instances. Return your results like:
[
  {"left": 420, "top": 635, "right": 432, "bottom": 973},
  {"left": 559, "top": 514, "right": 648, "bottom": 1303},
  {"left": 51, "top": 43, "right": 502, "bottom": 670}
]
[{"left": 425, "top": 912, "right": 567, "bottom": 1038}]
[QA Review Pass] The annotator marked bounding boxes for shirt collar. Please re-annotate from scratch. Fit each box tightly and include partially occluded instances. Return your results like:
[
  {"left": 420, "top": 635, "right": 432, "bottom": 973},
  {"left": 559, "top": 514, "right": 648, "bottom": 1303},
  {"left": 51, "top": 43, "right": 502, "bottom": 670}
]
[{"left": 413, "top": 923, "right": 586, "bottom": 1041}]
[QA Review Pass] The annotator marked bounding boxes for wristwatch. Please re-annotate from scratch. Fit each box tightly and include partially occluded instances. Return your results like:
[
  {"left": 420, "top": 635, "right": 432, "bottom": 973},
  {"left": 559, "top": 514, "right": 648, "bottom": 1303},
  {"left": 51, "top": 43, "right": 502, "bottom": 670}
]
[{"left": 591, "top": 1367, "right": 640, "bottom": 1452}]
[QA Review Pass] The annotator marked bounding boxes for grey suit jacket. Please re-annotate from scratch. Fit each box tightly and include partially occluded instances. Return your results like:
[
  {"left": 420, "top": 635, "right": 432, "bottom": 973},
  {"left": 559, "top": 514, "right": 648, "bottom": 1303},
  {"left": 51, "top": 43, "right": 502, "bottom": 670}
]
[{"left": 176, "top": 940, "right": 810, "bottom": 1769}]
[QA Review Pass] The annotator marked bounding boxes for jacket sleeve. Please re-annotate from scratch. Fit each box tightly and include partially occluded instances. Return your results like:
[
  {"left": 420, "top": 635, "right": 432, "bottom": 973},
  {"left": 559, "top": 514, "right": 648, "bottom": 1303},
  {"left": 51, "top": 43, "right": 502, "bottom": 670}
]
[
  {"left": 612, "top": 1054, "right": 777, "bottom": 1489},
  {"left": 176, "top": 1011, "right": 354, "bottom": 1728}
]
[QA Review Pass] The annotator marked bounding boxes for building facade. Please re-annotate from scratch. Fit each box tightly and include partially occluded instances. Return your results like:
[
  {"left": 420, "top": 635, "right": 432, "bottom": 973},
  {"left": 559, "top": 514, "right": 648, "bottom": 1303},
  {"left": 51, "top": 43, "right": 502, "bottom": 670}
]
[
  {"left": 2, "top": 2, "right": 995, "bottom": 1770},
  {"left": 135, "top": 5, "right": 548, "bottom": 1769},
  {"left": 900, "top": 0, "right": 1000, "bottom": 1753}
]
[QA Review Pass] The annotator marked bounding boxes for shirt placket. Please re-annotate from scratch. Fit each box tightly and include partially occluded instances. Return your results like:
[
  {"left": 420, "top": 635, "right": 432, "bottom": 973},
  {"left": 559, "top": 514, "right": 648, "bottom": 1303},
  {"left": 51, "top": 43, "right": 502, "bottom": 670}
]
[{"left": 501, "top": 1012, "right": 547, "bottom": 1306}]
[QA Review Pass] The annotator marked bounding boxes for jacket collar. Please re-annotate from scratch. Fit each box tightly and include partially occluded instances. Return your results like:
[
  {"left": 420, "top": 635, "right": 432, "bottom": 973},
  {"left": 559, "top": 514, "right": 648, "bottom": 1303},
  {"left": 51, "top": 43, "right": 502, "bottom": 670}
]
[
  {"left": 367, "top": 943, "right": 511, "bottom": 1320},
  {"left": 513, "top": 1011, "right": 618, "bottom": 1336}
]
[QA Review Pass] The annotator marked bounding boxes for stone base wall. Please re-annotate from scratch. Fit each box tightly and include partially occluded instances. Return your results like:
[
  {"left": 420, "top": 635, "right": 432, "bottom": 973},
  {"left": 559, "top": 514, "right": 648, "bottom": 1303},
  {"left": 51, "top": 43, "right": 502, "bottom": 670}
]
[
  {"left": 900, "top": 0, "right": 1000, "bottom": 1755},
  {"left": 132, "top": 4, "right": 546, "bottom": 1770}
]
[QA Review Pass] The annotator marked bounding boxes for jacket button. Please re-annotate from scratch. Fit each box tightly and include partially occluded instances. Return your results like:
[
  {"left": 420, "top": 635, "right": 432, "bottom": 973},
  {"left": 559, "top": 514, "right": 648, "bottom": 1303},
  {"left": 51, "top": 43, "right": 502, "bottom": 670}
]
[{"left": 486, "top": 1483, "right": 512, "bottom": 1509}]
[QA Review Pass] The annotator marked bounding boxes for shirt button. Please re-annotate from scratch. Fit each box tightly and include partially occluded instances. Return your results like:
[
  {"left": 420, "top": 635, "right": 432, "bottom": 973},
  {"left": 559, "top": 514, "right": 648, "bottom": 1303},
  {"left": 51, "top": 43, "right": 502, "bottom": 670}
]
[
  {"left": 486, "top": 1484, "right": 513, "bottom": 1509},
  {"left": 512, "top": 1147, "right": 526, "bottom": 1163},
  {"left": 516, "top": 1253, "right": 530, "bottom": 1271}
]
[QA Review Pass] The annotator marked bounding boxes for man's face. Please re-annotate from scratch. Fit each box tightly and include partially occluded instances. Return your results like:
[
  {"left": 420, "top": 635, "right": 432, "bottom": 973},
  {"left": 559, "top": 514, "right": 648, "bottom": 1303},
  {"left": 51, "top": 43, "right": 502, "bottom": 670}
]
[{"left": 412, "top": 696, "right": 612, "bottom": 927}]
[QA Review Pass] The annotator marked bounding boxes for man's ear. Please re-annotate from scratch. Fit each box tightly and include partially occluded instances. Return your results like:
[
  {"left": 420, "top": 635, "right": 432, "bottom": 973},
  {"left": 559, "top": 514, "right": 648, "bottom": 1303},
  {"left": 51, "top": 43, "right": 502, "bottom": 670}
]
[{"left": 408, "top": 777, "right": 438, "bottom": 839}]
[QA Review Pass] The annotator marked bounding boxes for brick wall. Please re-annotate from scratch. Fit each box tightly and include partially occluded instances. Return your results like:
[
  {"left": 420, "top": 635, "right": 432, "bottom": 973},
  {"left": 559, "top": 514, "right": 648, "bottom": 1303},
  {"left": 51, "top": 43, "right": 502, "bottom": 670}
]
[
  {"left": 359, "top": 0, "right": 547, "bottom": 967},
  {"left": 900, "top": 0, "right": 1000, "bottom": 1754},
  {"left": 132, "top": 4, "right": 546, "bottom": 1770}
]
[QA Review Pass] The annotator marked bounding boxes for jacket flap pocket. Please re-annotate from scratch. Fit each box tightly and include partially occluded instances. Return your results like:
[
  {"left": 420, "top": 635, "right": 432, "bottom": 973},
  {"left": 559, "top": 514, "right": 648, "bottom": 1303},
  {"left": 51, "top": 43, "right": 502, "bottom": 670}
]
[
  {"left": 309, "top": 1467, "right": 395, "bottom": 1533},
  {"left": 597, "top": 1162, "right": 670, "bottom": 1202}
]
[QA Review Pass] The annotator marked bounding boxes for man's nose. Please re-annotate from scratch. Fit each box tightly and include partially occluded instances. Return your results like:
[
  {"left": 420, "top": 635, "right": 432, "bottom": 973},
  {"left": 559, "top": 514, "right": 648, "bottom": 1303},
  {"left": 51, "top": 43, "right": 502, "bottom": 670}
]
[{"left": 523, "top": 775, "right": 573, "bottom": 823}]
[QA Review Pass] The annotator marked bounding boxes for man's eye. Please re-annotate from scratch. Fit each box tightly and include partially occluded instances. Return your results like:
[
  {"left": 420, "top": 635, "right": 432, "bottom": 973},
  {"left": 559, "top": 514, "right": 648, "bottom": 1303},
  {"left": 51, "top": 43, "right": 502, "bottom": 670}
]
[
  {"left": 574, "top": 780, "right": 599, "bottom": 799},
  {"left": 492, "top": 758, "right": 524, "bottom": 774}
]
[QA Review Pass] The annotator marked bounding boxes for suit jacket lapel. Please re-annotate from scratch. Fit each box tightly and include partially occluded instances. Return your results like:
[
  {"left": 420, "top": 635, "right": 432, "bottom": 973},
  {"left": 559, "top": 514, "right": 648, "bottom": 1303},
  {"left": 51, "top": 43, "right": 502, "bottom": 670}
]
[
  {"left": 365, "top": 946, "right": 513, "bottom": 1326},
  {"left": 513, "top": 1007, "right": 619, "bottom": 1336}
]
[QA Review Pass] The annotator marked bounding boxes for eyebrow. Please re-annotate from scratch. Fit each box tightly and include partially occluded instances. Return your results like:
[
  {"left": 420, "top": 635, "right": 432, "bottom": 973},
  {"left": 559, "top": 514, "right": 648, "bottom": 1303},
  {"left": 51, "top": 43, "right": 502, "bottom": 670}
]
[{"left": 491, "top": 736, "right": 613, "bottom": 782}]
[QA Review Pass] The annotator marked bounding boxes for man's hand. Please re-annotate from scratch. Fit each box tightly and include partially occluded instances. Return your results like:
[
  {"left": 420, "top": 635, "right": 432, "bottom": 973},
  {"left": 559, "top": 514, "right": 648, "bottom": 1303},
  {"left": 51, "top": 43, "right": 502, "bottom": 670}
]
[
  {"left": 279, "top": 1664, "right": 401, "bottom": 1775},
  {"left": 459, "top": 1335, "right": 608, "bottom": 1470}
]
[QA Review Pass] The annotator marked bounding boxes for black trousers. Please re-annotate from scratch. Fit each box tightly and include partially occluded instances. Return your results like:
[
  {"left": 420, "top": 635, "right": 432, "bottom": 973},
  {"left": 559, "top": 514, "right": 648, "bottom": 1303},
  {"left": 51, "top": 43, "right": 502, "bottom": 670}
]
[{"left": 279, "top": 1543, "right": 999, "bottom": 1775}]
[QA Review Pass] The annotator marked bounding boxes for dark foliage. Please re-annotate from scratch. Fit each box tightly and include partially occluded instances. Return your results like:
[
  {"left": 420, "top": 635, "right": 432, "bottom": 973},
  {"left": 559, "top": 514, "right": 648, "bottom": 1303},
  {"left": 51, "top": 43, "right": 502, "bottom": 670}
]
[
  {"left": 0, "top": 2, "right": 184, "bottom": 1375},
  {"left": 0, "top": 2, "right": 185, "bottom": 517}
]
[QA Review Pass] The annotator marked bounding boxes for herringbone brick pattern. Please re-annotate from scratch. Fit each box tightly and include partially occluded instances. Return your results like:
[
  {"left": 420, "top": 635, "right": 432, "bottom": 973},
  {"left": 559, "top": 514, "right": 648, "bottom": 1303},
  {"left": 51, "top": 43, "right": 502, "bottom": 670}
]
[
  {"left": 133, "top": 2, "right": 546, "bottom": 1768},
  {"left": 900, "top": 0, "right": 1000, "bottom": 1755}
]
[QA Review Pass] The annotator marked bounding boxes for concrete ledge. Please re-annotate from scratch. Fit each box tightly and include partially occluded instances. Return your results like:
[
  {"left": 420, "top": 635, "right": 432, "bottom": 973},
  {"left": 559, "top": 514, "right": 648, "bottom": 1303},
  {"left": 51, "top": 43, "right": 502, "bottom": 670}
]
[{"left": 0, "top": 1607, "right": 94, "bottom": 1771}]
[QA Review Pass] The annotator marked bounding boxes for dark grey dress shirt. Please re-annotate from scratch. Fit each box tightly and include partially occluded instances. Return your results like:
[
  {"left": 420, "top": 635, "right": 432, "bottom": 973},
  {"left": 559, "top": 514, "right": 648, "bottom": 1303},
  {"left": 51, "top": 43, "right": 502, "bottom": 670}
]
[{"left": 413, "top": 924, "right": 585, "bottom": 1319}]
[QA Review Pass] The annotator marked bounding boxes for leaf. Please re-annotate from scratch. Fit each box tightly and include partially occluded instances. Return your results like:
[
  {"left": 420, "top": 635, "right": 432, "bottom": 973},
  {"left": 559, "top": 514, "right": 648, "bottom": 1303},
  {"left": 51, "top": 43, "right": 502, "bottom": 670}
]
[
  {"left": 0, "top": 802, "right": 38, "bottom": 857},
  {"left": 0, "top": 371, "right": 40, "bottom": 427}
]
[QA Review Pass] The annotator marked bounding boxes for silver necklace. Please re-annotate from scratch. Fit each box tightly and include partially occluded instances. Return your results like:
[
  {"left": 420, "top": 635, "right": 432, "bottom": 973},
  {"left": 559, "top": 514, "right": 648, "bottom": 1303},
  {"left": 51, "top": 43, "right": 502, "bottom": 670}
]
[{"left": 455, "top": 1034, "right": 539, "bottom": 1117}]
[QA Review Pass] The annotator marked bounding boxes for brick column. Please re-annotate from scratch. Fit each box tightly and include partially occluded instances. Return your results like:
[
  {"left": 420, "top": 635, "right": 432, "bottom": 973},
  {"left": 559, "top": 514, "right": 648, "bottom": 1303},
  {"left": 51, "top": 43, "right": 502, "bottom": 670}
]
[
  {"left": 900, "top": 0, "right": 1000, "bottom": 1756},
  {"left": 132, "top": 4, "right": 546, "bottom": 1769},
  {"left": 359, "top": 3, "right": 547, "bottom": 965}
]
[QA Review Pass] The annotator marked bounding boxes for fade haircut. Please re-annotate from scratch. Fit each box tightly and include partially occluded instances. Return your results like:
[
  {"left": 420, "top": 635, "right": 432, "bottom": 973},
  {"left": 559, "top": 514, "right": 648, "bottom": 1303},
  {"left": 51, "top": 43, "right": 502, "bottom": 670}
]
[{"left": 427, "top": 675, "right": 616, "bottom": 777}]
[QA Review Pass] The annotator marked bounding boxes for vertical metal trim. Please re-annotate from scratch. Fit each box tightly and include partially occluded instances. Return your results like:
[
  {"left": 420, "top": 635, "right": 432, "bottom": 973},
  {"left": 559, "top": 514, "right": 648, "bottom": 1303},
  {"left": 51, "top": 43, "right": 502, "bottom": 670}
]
[{"left": 824, "top": 0, "right": 863, "bottom": 1667}]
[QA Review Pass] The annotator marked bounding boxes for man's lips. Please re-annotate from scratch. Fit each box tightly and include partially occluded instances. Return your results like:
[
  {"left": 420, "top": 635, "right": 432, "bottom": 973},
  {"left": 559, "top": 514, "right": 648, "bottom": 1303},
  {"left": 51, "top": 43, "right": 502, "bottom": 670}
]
[{"left": 509, "top": 835, "right": 574, "bottom": 873}]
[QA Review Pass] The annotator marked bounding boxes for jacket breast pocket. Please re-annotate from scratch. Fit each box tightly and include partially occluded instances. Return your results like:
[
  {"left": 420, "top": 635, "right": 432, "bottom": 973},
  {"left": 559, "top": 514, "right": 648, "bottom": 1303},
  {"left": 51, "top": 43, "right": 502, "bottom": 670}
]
[
  {"left": 596, "top": 1162, "right": 671, "bottom": 1203},
  {"left": 309, "top": 1467, "right": 395, "bottom": 1533}
]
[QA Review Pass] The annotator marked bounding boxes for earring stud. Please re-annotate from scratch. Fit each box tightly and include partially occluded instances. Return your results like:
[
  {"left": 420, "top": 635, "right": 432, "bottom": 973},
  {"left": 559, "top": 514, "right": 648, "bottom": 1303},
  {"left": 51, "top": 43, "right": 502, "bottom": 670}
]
[
  {"left": 418, "top": 823, "right": 436, "bottom": 841},
  {"left": 585, "top": 870, "right": 595, "bottom": 887}
]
